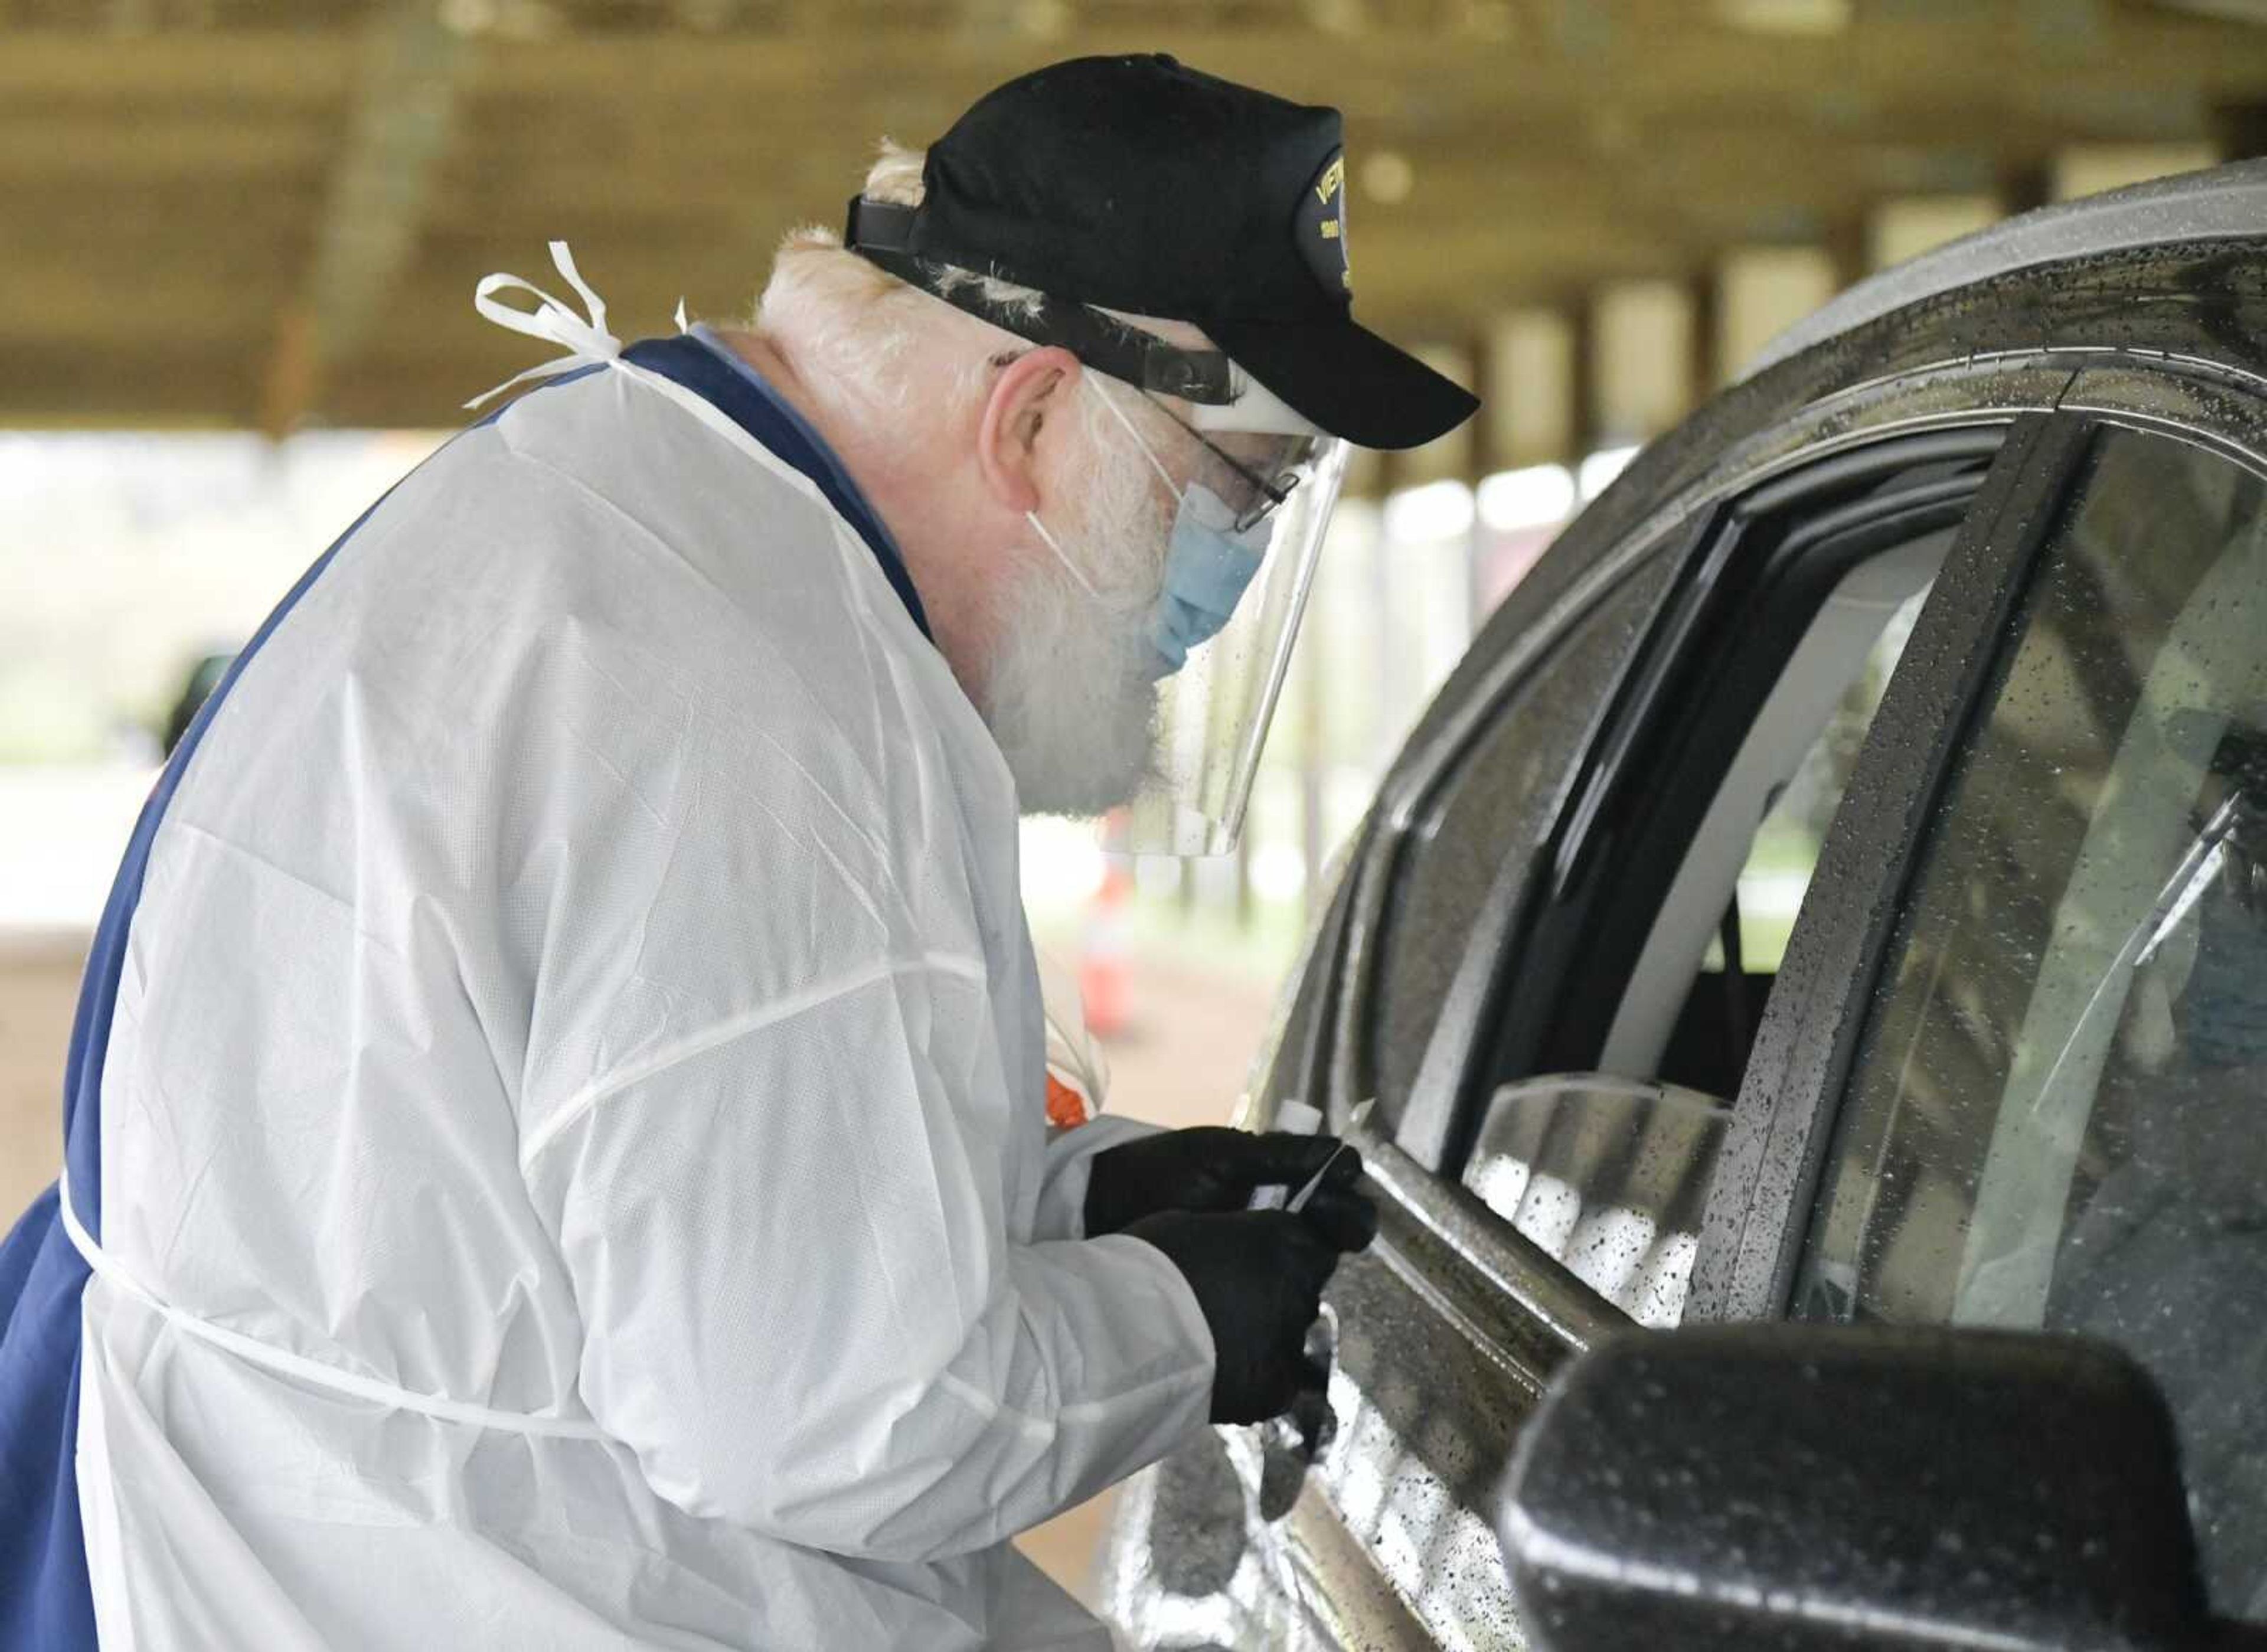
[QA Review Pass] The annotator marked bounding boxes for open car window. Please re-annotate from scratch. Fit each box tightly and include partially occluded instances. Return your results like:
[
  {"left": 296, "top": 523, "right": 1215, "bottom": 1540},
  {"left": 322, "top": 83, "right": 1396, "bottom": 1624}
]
[
  {"left": 1436, "top": 442, "right": 2000, "bottom": 1330},
  {"left": 1440, "top": 438, "right": 1999, "bottom": 1131},
  {"left": 1453, "top": 536, "right": 1943, "bottom": 1330},
  {"left": 1598, "top": 534, "right": 1942, "bottom": 1098}
]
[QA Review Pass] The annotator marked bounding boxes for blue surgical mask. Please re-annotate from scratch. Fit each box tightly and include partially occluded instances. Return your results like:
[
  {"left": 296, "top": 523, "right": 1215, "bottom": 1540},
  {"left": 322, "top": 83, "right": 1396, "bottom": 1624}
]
[
  {"left": 1146, "top": 485, "right": 1273, "bottom": 679},
  {"left": 1023, "top": 381, "right": 1278, "bottom": 680}
]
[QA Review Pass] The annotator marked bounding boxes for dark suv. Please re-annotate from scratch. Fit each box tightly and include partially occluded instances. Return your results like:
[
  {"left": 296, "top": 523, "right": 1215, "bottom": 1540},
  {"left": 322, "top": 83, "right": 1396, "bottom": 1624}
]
[{"left": 1100, "top": 160, "right": 2267, "bottom": 1649}]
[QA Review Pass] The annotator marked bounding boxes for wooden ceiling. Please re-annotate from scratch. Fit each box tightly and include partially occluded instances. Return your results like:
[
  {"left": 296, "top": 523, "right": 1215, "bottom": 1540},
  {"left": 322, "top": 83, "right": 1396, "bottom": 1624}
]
[{"left": 4, "top": 0, "right": 2265, "bottom": 430}]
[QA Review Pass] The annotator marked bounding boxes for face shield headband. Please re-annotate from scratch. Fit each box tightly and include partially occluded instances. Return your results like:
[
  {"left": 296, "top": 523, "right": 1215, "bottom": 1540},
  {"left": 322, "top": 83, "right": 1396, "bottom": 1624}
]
[{"left": 846, "top": 198, "right": 1240, "bottom": 406}]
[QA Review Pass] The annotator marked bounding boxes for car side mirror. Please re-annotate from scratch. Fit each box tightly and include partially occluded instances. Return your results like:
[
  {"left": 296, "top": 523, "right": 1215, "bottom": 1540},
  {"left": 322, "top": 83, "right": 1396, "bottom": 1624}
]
[{"left": 1497, "top": 1324, "right": 2265, "bottom": 1651}]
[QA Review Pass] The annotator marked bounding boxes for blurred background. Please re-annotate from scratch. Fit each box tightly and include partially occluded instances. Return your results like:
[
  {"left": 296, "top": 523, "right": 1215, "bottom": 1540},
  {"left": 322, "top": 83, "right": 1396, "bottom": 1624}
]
[{"left": 5, "top": 0, "right": 2267, "bottom": 1607}]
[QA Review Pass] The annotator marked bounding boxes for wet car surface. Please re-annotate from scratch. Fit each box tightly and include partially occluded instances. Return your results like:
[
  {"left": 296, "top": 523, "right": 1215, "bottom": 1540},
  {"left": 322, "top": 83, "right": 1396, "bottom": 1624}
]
[{"left": 1101, "top": 162, "right": 2267, "bottom": 1648}]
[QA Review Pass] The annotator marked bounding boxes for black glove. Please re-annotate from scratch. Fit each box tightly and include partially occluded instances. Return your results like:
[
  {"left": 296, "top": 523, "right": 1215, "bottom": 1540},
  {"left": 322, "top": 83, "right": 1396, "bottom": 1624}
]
[
  {"left": 1085, "top": 1126, "right": 1374, "bottom": 1243},
  {"left": 1126, "top": 1207, "right": 1367, "bottom": 1424}
]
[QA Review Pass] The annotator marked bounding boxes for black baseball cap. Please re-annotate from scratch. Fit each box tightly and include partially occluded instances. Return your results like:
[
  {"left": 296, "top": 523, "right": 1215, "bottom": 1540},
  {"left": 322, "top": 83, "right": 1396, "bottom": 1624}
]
[{"left": 842, "top": 54, "right": 1478, "bottom": 451}]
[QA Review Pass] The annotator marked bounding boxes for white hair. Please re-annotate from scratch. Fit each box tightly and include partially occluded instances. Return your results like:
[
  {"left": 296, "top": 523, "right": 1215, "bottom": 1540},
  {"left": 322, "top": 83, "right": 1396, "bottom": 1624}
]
[
  {"left": 753, "top": 141, "right": 1193, "bottom": 814},
  {"left": 980, "top": 377, "right": 1175, "bottom": 815},
  {"left": 752, "top": 142, "right": 1046, "bottom": 427}
]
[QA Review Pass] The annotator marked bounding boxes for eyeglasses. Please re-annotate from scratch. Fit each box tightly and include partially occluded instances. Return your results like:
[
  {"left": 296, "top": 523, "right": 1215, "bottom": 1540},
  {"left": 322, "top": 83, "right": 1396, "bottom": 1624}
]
[
  {"left": 988, "top": 345, "right": 1316, "bottom": 533},
  {"left": 1141, "top": 393, "right": 1309, "bottom": 533}
]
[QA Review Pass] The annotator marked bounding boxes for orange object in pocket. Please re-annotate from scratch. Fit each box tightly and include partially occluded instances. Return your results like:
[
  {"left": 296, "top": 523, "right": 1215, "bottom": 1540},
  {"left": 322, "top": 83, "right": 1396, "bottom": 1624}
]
[{"left": 1045, "top": 1073, "right": 1093, "bottom": 1129}]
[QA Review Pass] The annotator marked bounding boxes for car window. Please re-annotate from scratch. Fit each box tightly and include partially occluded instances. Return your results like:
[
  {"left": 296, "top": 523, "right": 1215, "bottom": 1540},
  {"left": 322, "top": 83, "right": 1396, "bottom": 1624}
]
[
  {"left": 1426, "top": 439, "right": 1998, "bottom": 1144},
  {"left": 1417, "top": 448, "right": 1992, "bottom": 1322},
  {"left": 1364, "top": 554, "right": 1677, "bottom": 1133},
  {"left": 1791, "top": 425, "right": 2267, "bottom": 1620},
  {"left": 1459, "top": 557, "right": 1931, "bottom": 1331},
  {"left": 1598, "top": 536, "right": 1941, "bottom": 1095},
  {"left": 1721, "top": 585, "right": 1929, "bottom": 975}
]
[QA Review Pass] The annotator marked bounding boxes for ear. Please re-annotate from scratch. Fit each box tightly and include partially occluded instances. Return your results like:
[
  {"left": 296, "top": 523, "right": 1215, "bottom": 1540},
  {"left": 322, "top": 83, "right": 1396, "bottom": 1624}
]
[{"left": 976, "top": 346, "right": 1082, "bottom": 515}]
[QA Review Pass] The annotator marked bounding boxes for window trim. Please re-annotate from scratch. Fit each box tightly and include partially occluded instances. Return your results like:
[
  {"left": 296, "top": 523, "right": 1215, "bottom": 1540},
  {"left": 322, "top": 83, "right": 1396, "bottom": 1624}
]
[{"left": 1373, "top": 535, "right": 1695, "bottom": 1171}]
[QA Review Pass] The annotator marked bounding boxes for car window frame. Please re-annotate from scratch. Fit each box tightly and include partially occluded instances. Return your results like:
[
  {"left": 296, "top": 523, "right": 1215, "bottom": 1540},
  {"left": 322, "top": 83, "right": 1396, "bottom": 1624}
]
[
  {"left": 1323, "top": 511, "right": 1704, "bottom": 1164},
  {"left": 1349, "top": 428, "right": 2010, "bottom": 1181},
  {"left": 1254, "top": 353, "right": 2267, "bottom": 1372},
  {"left": 1367, "top": 530, "right": 1698, "bottom": 1167},
  {"left": 1302, "top": 351, "right": 2103, "bottom": 1174},
  {"left": 1689, "top": 373, "right": 2267, "bottom": 1324},
  {"left": 1480, "top": 435, "right": 2004, "bottom": 1119}
]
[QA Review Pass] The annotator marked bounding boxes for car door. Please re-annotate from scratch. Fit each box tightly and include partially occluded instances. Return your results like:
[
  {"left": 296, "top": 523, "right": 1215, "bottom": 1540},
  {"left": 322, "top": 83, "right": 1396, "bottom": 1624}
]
[
  {"left": 1102, "top": 164, "right": 2267, "bottom": 1650},
  {"left": 1704, "top": 406, "right": 2267, "bottom": 1627}
]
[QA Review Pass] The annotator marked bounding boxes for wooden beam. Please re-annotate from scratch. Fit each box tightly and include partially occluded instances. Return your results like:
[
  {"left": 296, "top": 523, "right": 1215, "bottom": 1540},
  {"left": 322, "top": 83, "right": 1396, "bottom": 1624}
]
[
  {"left": 1714, "top": 244, "right": 1838, "bottom": 386},
  {"left": 260, "top": 2, "right": 478, "bottom": 436},
  {"left": 2050, "top": 139, "right": 2224, "bottom": 200},
  {"left": 1867, "top": 193, "right": 2004, "bottom": 272},
  {"left": 0, "top": 31, "right": 355, "bottom": 102},
  {"left": 9, "top": 9, "right": 2266, "bottom": 119},
  {"left": 0, "top": 339, "right": 262, "bottom": 427},
  {"left": 1591, "top": 279, "right": 1696, "bottom": 446},
  {"left": 1482, "top": 308, "right": 1577, "bottom": 471},
  {"left": 0, "top": 109, "right": 336, "bottom": 181}
]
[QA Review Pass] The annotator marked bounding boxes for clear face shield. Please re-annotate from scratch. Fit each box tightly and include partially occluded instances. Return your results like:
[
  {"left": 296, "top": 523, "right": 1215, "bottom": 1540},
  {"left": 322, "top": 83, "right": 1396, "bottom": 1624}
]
[{"left": 1096, "top": 381, "right": 1350, "bottom": 856}]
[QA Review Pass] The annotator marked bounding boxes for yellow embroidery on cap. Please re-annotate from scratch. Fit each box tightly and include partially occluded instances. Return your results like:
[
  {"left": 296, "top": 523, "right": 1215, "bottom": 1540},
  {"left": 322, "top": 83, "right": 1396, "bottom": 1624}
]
[{"left": 1315, "top": 156, "right": 1345, "bottom": 204}]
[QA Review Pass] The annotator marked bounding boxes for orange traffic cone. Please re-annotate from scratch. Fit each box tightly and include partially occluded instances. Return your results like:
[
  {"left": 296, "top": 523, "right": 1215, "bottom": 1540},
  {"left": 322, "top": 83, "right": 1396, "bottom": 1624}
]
[{"left": 1079, "top": 858, "right": 1133, "bottom": 1040}]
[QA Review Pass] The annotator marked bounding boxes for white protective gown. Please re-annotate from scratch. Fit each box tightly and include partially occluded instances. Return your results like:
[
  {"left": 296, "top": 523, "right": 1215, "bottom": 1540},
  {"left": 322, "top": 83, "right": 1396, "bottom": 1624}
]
[{"left": 67, "top": 265, "right": 1213, "bottom": 1649}]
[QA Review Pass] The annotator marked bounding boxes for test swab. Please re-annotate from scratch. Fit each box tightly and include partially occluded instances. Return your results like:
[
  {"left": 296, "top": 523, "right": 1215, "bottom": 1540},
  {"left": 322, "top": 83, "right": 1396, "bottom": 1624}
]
[{"left": 1287, "top": 1099, "right": 1373, "bottom": 1212}]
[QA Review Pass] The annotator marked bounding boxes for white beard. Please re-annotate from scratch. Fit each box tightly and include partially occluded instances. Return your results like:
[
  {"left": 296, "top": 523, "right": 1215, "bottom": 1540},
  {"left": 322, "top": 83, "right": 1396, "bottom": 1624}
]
[{"left": 982, "top": 386, "right": 1172, "bottom": 817}]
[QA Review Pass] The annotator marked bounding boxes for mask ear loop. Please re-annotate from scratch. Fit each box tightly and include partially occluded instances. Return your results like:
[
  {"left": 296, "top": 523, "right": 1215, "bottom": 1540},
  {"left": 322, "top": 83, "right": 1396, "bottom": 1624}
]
[
  {"left": 1025, "top": 375, "right": 1184, "bottom": 600},
  {"left": 1025, "top": 509, "right": 1101, "bottom": 599},
  {"left": 1086, "top": 376, "right": 1184, "bottom": 495}
]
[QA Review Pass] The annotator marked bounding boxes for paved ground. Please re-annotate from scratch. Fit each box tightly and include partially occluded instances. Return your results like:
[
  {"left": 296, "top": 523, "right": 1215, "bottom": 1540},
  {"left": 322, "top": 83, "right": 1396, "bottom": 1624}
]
[
  {"left": 0, "top": 938, "right": 83, "bottom": 1223},
  {"left": 0, "top": 929, "right": 1275, "bottom": 1615}
]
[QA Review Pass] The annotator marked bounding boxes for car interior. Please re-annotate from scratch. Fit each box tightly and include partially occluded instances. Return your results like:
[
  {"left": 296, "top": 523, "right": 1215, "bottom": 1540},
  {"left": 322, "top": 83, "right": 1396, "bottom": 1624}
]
[
  {"left": 1598, "top": 528, "right": 1946, "bottom": 1097},
  {"left": 1455, "top": 440, "right": 2000, "bottom": 1135},
  {"left": 1455, "top": 515, "right": 1957, "bottom": 1324},
  {"left": 1439, "top": 431, "right": 2035, "bottom": 1329}
]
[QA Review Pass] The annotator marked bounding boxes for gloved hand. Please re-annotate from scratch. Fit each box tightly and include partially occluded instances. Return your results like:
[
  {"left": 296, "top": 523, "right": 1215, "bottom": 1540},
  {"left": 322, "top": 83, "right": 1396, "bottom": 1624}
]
[
  {"left": 1084, "top": 1125, "right": 1372, "bottom": 1239},
  {"left": 1125, "top": 1207, "right": 1367, "bottom": 1424}
]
